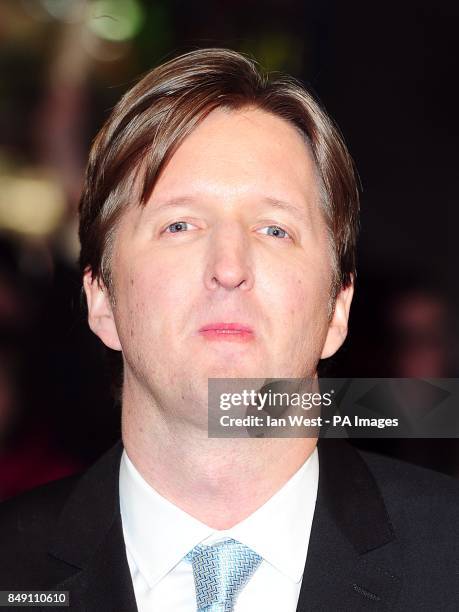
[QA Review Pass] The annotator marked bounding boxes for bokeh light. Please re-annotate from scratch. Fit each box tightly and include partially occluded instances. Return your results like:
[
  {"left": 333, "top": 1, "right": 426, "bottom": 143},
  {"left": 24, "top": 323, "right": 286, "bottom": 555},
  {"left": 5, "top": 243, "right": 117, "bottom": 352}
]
[
  {"left": 88, "top": 0, "right": 144, "bottom": 42},
  {"left": 0, "top": 171, "right": 66, "bottom": 237}
]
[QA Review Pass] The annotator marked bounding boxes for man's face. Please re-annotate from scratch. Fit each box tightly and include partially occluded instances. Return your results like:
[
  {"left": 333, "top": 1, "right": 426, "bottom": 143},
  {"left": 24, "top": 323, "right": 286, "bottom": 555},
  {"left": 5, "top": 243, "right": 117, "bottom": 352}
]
[{"left": 85, "top": 107, "right": 353, "bottom": 424}]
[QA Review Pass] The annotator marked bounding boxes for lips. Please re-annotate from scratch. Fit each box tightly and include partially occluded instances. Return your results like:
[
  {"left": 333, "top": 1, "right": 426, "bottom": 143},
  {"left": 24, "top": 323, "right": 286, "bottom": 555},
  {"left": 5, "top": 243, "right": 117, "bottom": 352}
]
[
  {"left": 198, "top": 322, "right": 254, "bottom": 341},
  {"left": 199, "top": 322, "right": 253, "bottom": 333}
]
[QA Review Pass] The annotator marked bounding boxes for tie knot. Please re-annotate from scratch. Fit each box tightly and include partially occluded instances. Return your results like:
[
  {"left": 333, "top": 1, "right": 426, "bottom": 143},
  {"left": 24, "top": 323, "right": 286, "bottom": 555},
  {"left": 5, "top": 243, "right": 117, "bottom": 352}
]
[{"left": 185, "top": 539, "right": 262, "bottom": 611}]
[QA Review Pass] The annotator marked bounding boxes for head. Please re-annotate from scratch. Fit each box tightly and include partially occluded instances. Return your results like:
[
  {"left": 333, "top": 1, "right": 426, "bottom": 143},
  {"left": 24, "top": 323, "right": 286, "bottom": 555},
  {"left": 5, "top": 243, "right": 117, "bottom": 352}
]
[{"left": 80, "top": 48, "right": 359, "bottom": 426}]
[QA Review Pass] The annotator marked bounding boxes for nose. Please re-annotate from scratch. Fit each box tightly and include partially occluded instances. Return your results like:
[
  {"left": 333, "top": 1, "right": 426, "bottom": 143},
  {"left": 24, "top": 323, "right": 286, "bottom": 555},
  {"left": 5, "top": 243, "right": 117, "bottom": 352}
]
[{"left": 204, "top": 222, "right": 255, "bottom": 291}]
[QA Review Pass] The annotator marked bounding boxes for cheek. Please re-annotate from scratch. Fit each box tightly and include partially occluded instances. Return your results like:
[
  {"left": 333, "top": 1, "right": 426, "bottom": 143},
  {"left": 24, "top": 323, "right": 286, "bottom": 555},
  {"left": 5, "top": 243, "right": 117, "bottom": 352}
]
[
  {"left": 276, "top": 270, "right": 331, "bottom": 343},
  {"left": 117, "top": 257, "right": 194, "bottom": 338},
  {"left": 282, "top": 272, "right": 327, "bottom": 316}
]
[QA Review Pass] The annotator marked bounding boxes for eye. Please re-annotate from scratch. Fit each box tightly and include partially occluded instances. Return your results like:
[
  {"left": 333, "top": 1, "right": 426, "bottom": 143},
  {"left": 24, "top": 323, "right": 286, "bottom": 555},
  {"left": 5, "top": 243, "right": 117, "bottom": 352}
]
[
  {"left": 258, "top": 225, "right": 291, "bottom": 239},
  {"left": 164, "top": 221, "right": 197, "bottom": 233}
]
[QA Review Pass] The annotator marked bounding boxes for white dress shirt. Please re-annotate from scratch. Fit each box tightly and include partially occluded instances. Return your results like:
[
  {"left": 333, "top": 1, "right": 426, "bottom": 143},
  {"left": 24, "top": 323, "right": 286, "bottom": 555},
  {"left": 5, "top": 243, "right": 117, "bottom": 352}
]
[{"left": 119, "top": 447, "right": 319, "bottom": 612}]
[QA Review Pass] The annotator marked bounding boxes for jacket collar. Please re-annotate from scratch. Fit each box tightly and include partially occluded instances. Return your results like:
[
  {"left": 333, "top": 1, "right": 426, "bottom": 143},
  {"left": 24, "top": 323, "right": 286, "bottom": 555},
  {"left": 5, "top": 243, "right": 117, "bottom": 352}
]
[
  {"left": 48, "top": 439, "right": 401, "bottom": 611},
  {"left": 49, "top": 440, "right": 137, "bottom": 612},
  {"left": 296, "top": 439, "right": 402, "bottom": 610}
]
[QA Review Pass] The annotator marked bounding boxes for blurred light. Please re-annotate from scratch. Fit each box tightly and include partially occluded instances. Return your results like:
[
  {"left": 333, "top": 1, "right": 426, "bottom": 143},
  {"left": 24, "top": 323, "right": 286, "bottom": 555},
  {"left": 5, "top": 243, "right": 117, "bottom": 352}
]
[
  {"left": 40, "top": 0, "right": 84, "bottom": 23},
  {"left": 82, "top": 27, "right": 131, "bottom": 62},
  {"left": 21, "top": 0, "right": 53, "bottom": 23},
  {"left": 88, "top": 0, "right": 144, "bottom": 42},
  {"left": 0, "top": 171, "right": 66, "bottom": 237}
]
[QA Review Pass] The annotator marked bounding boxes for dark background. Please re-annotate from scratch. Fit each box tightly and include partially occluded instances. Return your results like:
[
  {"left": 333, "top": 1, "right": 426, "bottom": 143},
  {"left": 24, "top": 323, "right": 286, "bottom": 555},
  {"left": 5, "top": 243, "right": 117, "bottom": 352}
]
[{"left": 0, "top": 0, "right": 457, "bottom": 499}]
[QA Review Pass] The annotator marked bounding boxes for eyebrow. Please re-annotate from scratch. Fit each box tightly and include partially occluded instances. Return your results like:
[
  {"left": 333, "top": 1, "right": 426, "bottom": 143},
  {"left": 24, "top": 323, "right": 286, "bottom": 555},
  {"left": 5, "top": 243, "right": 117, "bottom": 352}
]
[
  {"left": 150, "top": 195, "right": 308, "bottom": 222},
  {"left": 150, "top": 196, "right": 197, "bottom": 212},
  {"left": 261, "top": 197, "right": 308, "bottom": 222}
]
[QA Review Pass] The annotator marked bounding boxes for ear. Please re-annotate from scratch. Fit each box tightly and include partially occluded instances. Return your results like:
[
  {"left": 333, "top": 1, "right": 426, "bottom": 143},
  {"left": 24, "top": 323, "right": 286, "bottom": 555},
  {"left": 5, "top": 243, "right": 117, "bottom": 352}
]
[
  {"left": 83, "top": 268, "right": 122, "bottom": 351},
  {"left": 320, "top": 279, "right": 354, "bottom": 359}
]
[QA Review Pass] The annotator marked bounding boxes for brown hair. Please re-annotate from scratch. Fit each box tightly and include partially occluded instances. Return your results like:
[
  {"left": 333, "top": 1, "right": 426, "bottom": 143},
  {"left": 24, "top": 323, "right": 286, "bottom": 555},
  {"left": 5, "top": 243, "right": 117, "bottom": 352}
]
[{"left": 79, "top": 47, "right": 359, "bottom": 297}]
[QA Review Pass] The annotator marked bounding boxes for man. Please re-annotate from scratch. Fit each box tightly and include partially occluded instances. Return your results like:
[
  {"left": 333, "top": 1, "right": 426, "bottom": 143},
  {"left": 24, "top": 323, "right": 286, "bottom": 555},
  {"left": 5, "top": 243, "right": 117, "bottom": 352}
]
[{"left": 1, "top": 48, "right": 458, "bottom": 611}]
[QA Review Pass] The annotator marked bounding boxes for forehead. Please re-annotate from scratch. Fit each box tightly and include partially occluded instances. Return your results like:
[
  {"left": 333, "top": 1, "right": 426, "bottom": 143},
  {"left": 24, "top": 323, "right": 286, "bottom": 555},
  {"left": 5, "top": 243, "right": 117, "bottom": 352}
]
[{"left": 148, "top": 106, "right": 321, "bottom": 206}]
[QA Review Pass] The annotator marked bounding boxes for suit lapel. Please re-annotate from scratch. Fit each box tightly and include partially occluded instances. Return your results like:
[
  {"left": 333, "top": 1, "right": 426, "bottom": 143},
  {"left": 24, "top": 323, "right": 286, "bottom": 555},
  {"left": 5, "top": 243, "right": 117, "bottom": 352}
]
[
  {"left": 52, "top": 517, "right": 137, "bottom": 612},
  {"left": 44, "top": 438, "right": 402, "bottom": 610},
  {"left": 47, "top": 441, "right": 137, "bottom": 612},
  {"left": 296, "top": 440, "right": 402, "bottom": 611}
]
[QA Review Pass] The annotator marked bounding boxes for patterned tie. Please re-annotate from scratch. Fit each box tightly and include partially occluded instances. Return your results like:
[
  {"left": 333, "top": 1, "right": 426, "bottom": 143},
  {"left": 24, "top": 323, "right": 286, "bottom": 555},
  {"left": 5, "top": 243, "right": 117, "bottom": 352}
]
[{"left": 185, "top": 538, "right": 263, "bottom": 612}]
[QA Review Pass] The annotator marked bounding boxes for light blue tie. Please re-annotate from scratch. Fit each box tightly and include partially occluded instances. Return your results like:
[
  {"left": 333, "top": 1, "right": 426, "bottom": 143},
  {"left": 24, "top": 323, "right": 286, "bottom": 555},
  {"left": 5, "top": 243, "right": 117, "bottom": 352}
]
[{"left": 185, "top": 538, "right": 262, "bottom": 612}]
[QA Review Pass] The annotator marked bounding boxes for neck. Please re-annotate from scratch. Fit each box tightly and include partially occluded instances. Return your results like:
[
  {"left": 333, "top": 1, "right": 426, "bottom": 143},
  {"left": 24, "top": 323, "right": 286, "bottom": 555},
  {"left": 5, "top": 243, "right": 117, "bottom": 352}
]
[{"left": 121, "top": 390, "right": 317, "bottom": 530}]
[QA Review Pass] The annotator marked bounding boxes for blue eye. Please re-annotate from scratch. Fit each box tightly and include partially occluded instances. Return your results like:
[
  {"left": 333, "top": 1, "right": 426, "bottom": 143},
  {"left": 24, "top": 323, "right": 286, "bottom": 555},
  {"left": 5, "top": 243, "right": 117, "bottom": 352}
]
[
  {"left": 165, "top": 221, "right": 195, "bottom": 233},
  {"left": 163, "top": 221, "right": 290, "bottom": 238},
  {"left": 259, "top": 225, "right": 290, "bottom": 239}
]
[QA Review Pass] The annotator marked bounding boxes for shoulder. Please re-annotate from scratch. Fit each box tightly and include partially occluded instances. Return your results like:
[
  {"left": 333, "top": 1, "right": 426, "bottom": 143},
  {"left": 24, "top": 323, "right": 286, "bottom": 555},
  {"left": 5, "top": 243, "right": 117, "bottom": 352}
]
[
  {"left": 357, "top": 446, "right": 459, "bottom": 506},
  {"left": 0, "top": 473, "right": 82, "bottom": 588},
  {"left": 0, "top": 472, "right": 80, "bottom": 535},
  {"left": 0, "top": 440, "right": 123, "bottom": 589},
  {"left": 356, "top": 446, "right": 459, "bottom": 550},
  {"left": 0, "top": 440, "right": 123, "bottom": 536}
]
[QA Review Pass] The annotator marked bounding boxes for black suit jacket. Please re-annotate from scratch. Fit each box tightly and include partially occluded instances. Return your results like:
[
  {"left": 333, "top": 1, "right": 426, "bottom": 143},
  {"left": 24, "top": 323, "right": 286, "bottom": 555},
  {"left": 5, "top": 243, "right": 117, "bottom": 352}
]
[{"left": 1, "top": 439, "right": 458, "bottom": 611}]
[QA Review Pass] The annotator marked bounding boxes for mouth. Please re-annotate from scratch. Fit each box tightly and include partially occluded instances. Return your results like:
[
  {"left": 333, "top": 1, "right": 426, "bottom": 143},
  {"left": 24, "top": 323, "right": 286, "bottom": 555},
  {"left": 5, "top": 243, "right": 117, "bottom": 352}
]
[{"left": 198, "top": 322, "right": 255, "bottom": 342}]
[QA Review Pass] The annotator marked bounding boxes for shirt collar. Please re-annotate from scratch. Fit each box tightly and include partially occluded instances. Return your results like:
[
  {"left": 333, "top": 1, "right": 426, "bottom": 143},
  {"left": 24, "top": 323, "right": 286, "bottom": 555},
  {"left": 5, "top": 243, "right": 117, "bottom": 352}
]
[
  {"left": 119, "top": 446, "right": 319, "bottom": 588},
  {"left": 119, "top": 451, "right": 213, "bottom": 588}
]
